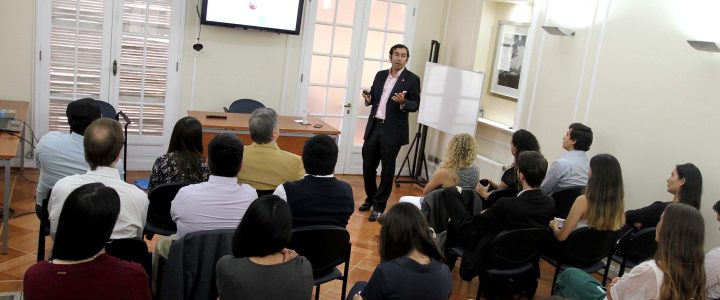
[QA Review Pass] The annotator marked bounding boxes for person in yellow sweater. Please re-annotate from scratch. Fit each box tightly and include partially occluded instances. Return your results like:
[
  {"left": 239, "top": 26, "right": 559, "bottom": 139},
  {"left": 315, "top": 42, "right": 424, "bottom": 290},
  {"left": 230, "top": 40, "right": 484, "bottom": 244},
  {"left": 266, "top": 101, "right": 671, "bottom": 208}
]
[{"left": 237, "top": 107, "right": 305, "bottom": 194}]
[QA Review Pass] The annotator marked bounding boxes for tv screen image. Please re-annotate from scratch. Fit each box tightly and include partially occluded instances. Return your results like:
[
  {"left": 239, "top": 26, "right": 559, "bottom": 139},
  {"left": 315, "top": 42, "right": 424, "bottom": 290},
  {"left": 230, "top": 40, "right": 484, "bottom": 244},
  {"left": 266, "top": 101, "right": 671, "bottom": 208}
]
[{"left": 202, "top": 0, "right": 304, "bottom": 35}]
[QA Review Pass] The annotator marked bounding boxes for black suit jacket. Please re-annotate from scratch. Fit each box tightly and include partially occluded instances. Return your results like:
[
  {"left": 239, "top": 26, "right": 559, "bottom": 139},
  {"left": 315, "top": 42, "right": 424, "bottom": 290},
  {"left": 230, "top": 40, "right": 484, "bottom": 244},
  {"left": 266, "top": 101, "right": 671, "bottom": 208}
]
[
  {"left": 363, "top": 68, "right": 421, "bottom": 146},
  {"left": 444, "top": 188, "right": 554, "bottom": 279}
]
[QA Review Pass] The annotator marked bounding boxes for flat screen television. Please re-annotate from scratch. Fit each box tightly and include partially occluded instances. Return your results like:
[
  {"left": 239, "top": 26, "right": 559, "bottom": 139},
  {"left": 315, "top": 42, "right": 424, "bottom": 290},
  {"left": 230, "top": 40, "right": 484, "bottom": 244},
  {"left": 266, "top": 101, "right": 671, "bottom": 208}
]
[{"left": 201, "top": 0, "right": 304, "bottom": 35}]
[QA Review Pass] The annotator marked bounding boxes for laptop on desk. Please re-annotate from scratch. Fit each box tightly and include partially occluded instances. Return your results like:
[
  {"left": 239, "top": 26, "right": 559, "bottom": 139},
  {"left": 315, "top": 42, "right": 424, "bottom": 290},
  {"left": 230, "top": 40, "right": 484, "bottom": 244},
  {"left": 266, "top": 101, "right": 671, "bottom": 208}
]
[{"left": 0, "top": 119, "right": 22, "bottom": 133}]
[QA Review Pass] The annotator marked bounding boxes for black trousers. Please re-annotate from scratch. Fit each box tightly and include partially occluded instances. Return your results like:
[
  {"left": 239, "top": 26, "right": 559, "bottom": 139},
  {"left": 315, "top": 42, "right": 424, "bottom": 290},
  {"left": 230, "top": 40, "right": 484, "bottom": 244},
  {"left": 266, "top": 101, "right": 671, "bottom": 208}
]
[{"left": 362, "top": 121, "right": 401, "bottom": 212}]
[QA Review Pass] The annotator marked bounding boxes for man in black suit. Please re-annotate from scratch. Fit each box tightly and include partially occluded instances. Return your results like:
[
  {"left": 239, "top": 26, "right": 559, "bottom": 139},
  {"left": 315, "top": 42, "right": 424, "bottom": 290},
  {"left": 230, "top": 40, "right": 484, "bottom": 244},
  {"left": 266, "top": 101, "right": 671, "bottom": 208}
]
[
  {"left": 359, "top": 44, "right": 421, "bottom": 222},
  {"left": 443, "top": 151, "right": 554, "bottom": 278}
]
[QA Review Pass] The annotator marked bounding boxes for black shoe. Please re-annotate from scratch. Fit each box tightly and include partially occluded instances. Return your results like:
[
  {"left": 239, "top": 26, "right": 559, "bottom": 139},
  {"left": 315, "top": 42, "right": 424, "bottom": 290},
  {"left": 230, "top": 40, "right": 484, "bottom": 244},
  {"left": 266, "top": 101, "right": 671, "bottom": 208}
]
[
  {"left": 368, "top": 210, "right": 383, "bottom": 222},
  {"left": 359, "top": 202, "right": 373, "bottom": 212}
]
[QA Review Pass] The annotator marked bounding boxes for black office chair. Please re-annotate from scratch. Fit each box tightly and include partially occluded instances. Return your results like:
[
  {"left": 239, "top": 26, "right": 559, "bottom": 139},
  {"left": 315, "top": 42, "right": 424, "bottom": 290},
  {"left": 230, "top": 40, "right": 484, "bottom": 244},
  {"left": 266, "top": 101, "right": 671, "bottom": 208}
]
[
  {"left": 105, "top": 238, "right": 152, "bottom": 276},
  {"left": 601, "top": 227, "right": 657, "bottom": 285},
  {"left": 479, "top": 228, "right": 550, "bottom": 299},
  {"left": 36, "top": 192, "right": 51, "bottom": 262},
  {"left": 550, "top": 186, "right": 585, "bottom": 218},
  {"left": 93, "top": 100, "right": 131, "bottom": 181},
  {"left": 541, "top": 227, "right": 619, "bottom": 294},
  {"left": 482, "top": 188, "right": 518, "bottom": 210},
  {"left": 289, "top": 225, "right": 351, "bottom": 300},
  {"left": 143, "top": 181, "right": 195, "bottom": 239},
  {"left": 223, "top": 99, "right": 265, "bottom": 113}
]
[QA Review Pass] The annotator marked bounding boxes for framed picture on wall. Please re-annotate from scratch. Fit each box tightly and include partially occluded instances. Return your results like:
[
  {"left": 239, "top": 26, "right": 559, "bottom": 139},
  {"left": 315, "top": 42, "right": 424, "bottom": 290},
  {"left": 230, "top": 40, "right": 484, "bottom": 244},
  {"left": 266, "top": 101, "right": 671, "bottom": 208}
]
[{"left": 489, "top": 21, "right": 530, "bottom": 101}]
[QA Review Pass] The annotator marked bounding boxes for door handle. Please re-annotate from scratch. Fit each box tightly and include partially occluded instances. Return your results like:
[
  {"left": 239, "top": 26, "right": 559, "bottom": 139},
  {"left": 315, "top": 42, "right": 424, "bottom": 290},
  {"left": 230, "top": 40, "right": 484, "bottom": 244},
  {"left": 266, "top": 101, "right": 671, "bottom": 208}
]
[
  {"left": 344, "top": 103, "right": 351, "bottom": 114},
  {"left": 112, "top": 60, "right": 117, "bottom": 76}
]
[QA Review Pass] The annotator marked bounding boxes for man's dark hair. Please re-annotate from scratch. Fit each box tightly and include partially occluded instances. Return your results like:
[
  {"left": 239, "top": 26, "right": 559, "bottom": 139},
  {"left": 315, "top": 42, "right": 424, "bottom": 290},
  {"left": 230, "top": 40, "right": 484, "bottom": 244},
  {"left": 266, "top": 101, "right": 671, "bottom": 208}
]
[
  {"left": 302, "top": 134, "right": 337, "bottom": 176},
  {"left": 207, "top": 133, "right": 244, "bottom": 177},
  {"left": 568, "top": 123, "right": 593, "bottom": 151},
  {"left": 66, "top": 98, "right": 101, "bottom": 135},
  {"left": 713, "top": 200, "right": 720, "bottom": 214},
  {"left": 232, "top": 195, "right": 292, "bottom": 258},
  {"left": 84, "top": 118, "right": 124, "bottom": 170},
  {"left": 389, "top": 44, "right": 410, "bottom": 58},
  {"left": 516, "top": 151, "right": 548, "bottom": 188},
  {"left": 52, "top": 182, "right": 120, "bottom": 260},
  {"left": 248, "top": 107, "right": 278, "bottom": 144}
]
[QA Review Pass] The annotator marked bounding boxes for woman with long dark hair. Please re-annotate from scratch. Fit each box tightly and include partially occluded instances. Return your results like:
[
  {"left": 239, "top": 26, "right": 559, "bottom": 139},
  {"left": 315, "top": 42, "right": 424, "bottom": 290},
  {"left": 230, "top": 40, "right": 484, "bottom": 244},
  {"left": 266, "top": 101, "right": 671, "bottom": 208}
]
[
  {"left": 149, "top": 116, "right": 210, "bottom": 189},
  {"left": 625, "top": 163, "right": 702, "bottom": 230},
  {"left": 549, "top": 154, "right": 625, "bottom": 241},
  {"left": 24, "top": 183, "right": 151, "bottom": 300},
  {"left": 215, "top": 195, "right": 312, "bottom": 300},
  {"left": 477, "top": 129, "right": 540, "bottom": 198},
  {"left": 349, "top": 203, "right": 452, "bottom": 299}
]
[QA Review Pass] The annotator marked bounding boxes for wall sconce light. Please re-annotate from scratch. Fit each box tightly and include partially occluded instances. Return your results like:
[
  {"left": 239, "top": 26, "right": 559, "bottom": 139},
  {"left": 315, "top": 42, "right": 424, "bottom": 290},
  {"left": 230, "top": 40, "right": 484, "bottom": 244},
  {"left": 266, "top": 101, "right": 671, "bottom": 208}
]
[
  {"left": 687, "top": 40, "right": 720, "bottom": 53},
  {"left": 541, "top": 26, "right": 575, "bottom": 36}
]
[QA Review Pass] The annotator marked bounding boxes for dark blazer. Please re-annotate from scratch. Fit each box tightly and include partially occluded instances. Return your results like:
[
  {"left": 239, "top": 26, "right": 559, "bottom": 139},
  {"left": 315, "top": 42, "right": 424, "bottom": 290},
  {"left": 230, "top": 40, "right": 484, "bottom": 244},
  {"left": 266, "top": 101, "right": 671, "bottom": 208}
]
[
  {"left": 363, "top": 68, "right": 421, "bottom": 146},
  {"left": 444, "top": 188, "right": 554, "bottom": 279}
]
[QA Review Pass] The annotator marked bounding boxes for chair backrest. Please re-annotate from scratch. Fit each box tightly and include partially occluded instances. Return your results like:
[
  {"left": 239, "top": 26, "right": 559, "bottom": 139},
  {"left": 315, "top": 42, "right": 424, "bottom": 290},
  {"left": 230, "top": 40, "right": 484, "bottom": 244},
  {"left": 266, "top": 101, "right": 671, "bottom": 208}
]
[
  {"left": 147, "top": 181, "right": 195, "bottom": 232},
  {"left": 483, "top": 188, "right": 518, "bottom": 210},
  {"left": 550, "top": 186, "right": 585, "bottom": 218},
  {"left": 620, "top": 227, "right": 658, "bottom": 260},
  {"left": 489, "top": 228, "right": 549, "bottom": 268},
  {"left": 105, "top": 238, "right": 151, "bottom": 275},
  {"left": 93, "top": 100, "right": 118, "bottom": 120},
  {"left": 160, "top": 229, "right": 235, "bottom": 300},
  {"left": 289, "top": 225, "right": 351, "bottom": 277},
  {"left": 563, "top": 227, "right": 619, "bottom": 267},
  {"left": 227, "top": 99, "right": 265, "bottom": 113}
]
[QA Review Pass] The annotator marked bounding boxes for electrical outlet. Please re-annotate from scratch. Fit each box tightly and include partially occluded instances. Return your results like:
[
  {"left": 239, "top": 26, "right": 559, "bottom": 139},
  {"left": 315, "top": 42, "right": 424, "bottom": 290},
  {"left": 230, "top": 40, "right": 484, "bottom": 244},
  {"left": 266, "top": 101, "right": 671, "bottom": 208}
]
[
  {"left": 428, "top": 155, "right": 441, "bottom": 164},
  {"left": 25, "top": 151, "right": 33, "bottom": 159}
]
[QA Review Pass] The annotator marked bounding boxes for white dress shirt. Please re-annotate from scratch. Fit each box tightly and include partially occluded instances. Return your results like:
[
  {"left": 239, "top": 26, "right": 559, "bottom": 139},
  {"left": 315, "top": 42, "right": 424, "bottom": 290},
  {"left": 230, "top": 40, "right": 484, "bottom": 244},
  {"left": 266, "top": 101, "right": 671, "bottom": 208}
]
[
  {"left": 273, "top": 174, "right": 332, "bottom": 201},
  {"left": 171, "top": 175, "right": 257, "bottom": 239},
  {"left": 375, "top": 68, "right": 404, "bottom": 120},
  {"left": 706, "top": 246, "right": 720, "bottom": 299},
  {"left": 49, "top": 166, "right": 148, "bottom": 240}
]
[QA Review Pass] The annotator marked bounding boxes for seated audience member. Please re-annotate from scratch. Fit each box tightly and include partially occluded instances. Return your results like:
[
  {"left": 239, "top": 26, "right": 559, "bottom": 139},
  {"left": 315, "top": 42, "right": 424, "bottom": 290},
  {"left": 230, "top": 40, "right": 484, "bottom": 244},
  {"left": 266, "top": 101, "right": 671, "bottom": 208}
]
[
  {"left": 477, "top": 129, "right": 540, "bottom": 198},
  {"left": 399, "top": 133, "right": 478, "bottom": 209},
  {"left": 273, "top": 134, "right": 353, "bottom": 228},
  {"left": 35, "top": 98, "right": 123, "bottom": 217},
  {"left": 540, "top": 123, "right": 593, "bottom": 195},
  {"left": 556, "top": 203, "right": 707, "bottom": 300},
  {"left": 216, "top": 195, "right": 312, "bottom": 300},
  {"left": 24, "top": 183, "right": 151, "bottom": 300},
  {"left": 624, "top": 163, "right": 702, "bottom": 230},
  {"left": 155, "top": 133, "right": 257, "bottom": 259},
  {"left": 349, "top": 203, "right": 452, "bottom": 300},
  {"left": 547, "top": 154, "right": 624, "bottom": 251},
  {"left": 707, "top": 200, "right": 720, "bottom": 299},
  {"left": 237, "top": 107, "right": 305, "bottom": 194},
  {"left": 148, "top": 116, "right": 210, "bottom": 190},
  {"left": 444, "top": 151, "right": 554, "bottom": 278},
  {"left": 49, "top": 118, "right": 148, "bottom": 240}
]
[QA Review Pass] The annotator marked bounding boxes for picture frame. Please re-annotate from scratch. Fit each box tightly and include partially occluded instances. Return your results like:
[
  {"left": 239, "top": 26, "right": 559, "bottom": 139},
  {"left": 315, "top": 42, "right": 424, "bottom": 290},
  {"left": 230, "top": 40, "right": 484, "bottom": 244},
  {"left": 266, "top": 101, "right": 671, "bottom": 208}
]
[{"left": 489, "top": 21, "right": 530, "bottom": 101}]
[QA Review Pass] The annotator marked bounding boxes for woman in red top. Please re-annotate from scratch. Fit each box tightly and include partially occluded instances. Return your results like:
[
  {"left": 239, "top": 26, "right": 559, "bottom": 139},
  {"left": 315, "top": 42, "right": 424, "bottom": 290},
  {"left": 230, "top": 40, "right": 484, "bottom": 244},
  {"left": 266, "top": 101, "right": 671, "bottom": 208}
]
[{"left": 23, "top": 183, "right": 151, "bottom": 300}]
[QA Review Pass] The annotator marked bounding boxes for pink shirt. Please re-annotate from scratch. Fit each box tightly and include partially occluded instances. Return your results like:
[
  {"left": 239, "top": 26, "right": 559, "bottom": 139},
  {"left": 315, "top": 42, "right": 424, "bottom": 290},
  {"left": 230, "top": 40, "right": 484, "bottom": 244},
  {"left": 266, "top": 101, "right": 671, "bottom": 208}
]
[{"left": 375, "top": 68, "right": 404, "bottom": 120}]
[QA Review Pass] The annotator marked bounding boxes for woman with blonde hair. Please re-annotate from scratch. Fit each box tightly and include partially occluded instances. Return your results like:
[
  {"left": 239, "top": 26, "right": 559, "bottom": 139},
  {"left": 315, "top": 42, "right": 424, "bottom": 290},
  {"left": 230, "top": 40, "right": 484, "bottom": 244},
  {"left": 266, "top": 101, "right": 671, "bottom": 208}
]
[
  {"left": 549, "top": 154, "right": 625, "bottom": 242},
  {"left": 399, "top": 133, "right": 478, "bottom": 208}
]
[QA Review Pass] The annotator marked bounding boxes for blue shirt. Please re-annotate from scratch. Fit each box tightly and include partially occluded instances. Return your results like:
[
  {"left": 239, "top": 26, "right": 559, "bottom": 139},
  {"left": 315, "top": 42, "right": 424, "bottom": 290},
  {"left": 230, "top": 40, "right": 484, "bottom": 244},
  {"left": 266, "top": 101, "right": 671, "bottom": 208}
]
[
  {"left": 540, "top": 150, "right": 589, "bottom": 195},
  {"left": 35, "top": 131, "right": 124, "bottom": 205}
]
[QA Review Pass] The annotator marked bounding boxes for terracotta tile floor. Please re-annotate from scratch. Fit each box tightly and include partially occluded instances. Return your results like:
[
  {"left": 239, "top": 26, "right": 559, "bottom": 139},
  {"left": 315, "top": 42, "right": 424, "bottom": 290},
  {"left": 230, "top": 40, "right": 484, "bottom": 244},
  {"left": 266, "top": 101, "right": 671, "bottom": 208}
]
[{"left": 0, "top": 168, "right": 600, "bottom": 299}]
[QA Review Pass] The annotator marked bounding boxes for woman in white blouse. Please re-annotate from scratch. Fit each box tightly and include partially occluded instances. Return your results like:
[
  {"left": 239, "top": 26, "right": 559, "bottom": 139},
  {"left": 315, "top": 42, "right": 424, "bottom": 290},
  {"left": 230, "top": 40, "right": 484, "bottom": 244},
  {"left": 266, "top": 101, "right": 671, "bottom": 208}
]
[{"left": 608, "top": 203, "right": 707, "bottom": 300}]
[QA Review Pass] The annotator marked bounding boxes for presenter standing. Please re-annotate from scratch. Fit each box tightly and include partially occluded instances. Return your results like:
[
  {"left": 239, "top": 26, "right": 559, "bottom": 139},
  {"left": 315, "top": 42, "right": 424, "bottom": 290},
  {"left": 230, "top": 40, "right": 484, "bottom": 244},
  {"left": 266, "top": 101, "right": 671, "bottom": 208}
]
[{"left": 359, "top": 44, "right": 421, "bottom": 222}]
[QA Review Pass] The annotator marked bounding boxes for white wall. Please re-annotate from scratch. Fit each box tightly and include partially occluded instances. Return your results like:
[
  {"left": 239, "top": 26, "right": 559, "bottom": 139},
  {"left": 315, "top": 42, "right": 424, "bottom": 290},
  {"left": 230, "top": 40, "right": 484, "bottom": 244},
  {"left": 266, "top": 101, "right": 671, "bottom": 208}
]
[
  {"left": 0, "top": 1, "right": 34, "bottom": 103},
  {"left": 522, "top": 0, "right": 720, "bottom": 250}
]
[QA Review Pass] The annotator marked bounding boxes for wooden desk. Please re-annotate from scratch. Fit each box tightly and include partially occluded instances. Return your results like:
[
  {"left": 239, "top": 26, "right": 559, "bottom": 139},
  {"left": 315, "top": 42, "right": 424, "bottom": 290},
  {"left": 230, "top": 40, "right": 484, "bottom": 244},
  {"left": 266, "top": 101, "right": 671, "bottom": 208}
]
[
  {"left": 188, "top": 111, "right": 341, "bottom": 156},
  {"left": 0, "top": 100, "right": 28, "bottom": 255}
]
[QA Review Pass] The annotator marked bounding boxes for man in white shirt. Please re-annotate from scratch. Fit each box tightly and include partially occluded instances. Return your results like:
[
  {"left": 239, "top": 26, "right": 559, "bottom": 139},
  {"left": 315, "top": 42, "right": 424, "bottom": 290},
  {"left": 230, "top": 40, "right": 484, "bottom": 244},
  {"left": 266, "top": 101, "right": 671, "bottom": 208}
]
[
  {"left": 540, "top": 123, "right": 593, "bottom": 195},
  {"left": 707, "top": 200, "right": 720, "bottom": 299},
  {"left": 35, "top": 98, "right": 124, "bottom": 217},
  {"left": 49, "top": 118, "right": 147, "bottom": 240}
]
